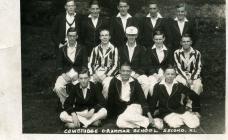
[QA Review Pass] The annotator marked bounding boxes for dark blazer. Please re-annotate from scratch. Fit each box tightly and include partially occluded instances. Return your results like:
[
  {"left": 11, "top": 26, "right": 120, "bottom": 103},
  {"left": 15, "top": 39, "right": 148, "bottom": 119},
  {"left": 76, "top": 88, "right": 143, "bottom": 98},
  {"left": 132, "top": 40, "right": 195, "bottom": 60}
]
[
  {"left": 147, "top": 81, "right": 200, "bottom": 118},
  {"left": 107, "top": 76, "right": 149, "bottom": 119},
  {"left": 110, "top": 16, "right": 140, "bottom": 48},
  {"left": 64, "top": 82, "right": 106, "bottom": 114},
  {"left": 51, "top": 13, "right": 82, "bottom": 46},
  {"left": 119, "top": 44, "right": 147, "bottom": 75},
  {"left": 56, "top": 43, "right": 87, "bottom": 76},
  {"left": 81, "top": 16, "right": 110, "bottom": 56},
  {"left": 168, "top": 18, "right": 197, "bottom": 52},
  {"left": 139, "top": 17, "right": 170, "bottom": 48},
  {"left": 146, "top": 46, "right": 173, "bottom": 75}
]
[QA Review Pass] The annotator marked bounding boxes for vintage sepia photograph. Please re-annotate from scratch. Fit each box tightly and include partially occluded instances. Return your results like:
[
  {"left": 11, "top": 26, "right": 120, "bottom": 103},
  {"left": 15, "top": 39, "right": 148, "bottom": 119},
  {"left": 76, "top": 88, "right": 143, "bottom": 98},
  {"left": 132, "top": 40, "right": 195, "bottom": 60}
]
[{"left": 21, "top": 0, "right": 225, "bottom": 134}]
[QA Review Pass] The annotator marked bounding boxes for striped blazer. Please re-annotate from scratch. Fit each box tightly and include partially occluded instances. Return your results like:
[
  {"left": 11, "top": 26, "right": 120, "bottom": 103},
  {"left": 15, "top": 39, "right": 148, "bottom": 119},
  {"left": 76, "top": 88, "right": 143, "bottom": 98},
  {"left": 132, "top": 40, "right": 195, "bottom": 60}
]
[
  {"left": 88, "top": 43, "right": 118, "bottom": 76},
  {"left": 174, "top": 47, "right": 202, "bottom": 80}
]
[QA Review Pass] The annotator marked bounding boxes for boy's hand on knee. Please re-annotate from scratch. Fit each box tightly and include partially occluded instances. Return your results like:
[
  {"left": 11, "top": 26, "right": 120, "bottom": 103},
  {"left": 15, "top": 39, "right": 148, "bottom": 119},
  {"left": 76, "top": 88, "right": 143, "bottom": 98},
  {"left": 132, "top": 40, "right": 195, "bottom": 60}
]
[
  {"left": 71, "top": 113, "right": 80, "bottom": 127},
  {"left": 192, "top": 112, "right": 201, "bottom": 118},
  {"left": 84, "top": 109, "right": 95, "bottom": 119},
  {"left": 154, "top": 119, "right": 164, "bottom": 130}
]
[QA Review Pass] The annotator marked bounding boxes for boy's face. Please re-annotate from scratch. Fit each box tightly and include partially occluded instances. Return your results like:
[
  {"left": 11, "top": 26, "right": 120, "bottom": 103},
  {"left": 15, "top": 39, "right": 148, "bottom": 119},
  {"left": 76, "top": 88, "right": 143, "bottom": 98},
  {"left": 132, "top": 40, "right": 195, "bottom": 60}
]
[
  {"left": 181, "top": 37, "right": 192, "bottom": 50},
  {"left": 78, "top": 73, "right": 90, "bottom": 88},
  {"left": 89, "top": 4, "right": 100, "bottom": 18},
  {"left": 120, "top": 65, "right": 132, "bottom": 81},
  {"left": 164, "top": 69, "right": 176, "bottom": 83},
  {"left": 126, "top": 34, "right": 137, "bottom": 44},
  {"left": 67, "top": 31, "right": 78, "bottom": 45},
  {"left": 65, "top": 1, "right": 76, "bottom": 15},
  {"left": 118, "top": 2, "right": 129, "bottom": 16},
  {"left": 176, "top": 6, "right": 186, "bottom": 20},
  {"left": 149, "top": 4, "right": 159, "bottom": 17},
  {"left": 100, "top": 30, "right": 111, "bottom": 45},
  {"left": 153, "top": 34, "right": 165, "bottom": 46}
]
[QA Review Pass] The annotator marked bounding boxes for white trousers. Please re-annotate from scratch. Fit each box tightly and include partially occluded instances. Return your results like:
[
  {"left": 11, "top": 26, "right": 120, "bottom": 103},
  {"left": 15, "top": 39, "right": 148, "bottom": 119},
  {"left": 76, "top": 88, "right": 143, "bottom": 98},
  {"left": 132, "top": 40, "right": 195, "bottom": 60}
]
[
  {"left": 163, "top": 111, "right": 200, "bottom": 128},
  {"left": 60, "top": 108, "right": 107, "bottom": 128},
  {"left": 53, "top": 74, "right": 79, "bottom": 106},
  {"left": 101, "top": 75, "right": 150, "bottom": 99},
  {"left": 116, "top": 104, "right": 149, "bottom": 128},
  {"left": 101, "top": 77, "right": 113, "bottom": 99},
  {"left": 147, "top": 75, "right": 164, "bottom": 97},
  {"left": 175, "top": 75, "right": 203, "bottom": 95},
  {"left": 137, "top": 75, "right": 150, "bottom": 98}
]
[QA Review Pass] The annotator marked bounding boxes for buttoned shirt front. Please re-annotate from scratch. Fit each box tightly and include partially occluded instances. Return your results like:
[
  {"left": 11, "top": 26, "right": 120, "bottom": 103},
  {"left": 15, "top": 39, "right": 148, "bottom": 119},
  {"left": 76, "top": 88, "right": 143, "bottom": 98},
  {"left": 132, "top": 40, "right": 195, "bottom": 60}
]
[
  {"left": 117, "top": 75, "right": 134, "bottom": 102},
  {"left": 160, "top": 79, "right": 178, "bottom": 95},
  {"left": 174, "top": 17, "right": 188, "bottom": 35},
  {"left": 67, "top": 42, "right": 77, "bottom": 63},
  {"left": 147, "top": 13, "right": 163, "bottom": 28},
  {"left": 80, "top": 83, "right": 91, "bottom": 99},
  {"left": 152, "top": 44, "right": 167, "bottom": 63},
  {"left": 117, "top": 13, "right": 132, "bottom": 31},
  {"left": 88, "top": 14, "right": 99, "bottom": 28},
  {"left": 66, "top": 12, "right": 76, "bottom": 38}
]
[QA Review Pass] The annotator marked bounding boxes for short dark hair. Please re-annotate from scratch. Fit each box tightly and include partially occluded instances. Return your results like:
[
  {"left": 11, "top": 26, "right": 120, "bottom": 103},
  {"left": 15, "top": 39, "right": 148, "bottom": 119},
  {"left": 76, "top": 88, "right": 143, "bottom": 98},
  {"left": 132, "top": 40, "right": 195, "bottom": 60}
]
[
  {"left": 78, "top": 67, "right": 90, "bottom": 76},
  {"left": 65, "top": 0, "right": 75, "bottom": 4},
  {"left": 147, "top": 0, "right": 158, "bottom": 6},
  {"left": 89, "top": 0, "right": 100, "bottom": 7},
  {"left": 99, "top": 28, "right": 110, "bottom": 35},
  {"left": 154, "top": 30, "right": 165, "bottom": 38},
  {"left": 119, "top": 0, "right": 129, "bottom": 5},
  {"left": 67, "top": 27, "right": 78, "bottom": 35},
  {"left": 176, "top": 3, "right": 186, "bottom": 9},
  {"left": 182, "top": 33, "right": 192, "bottom": 41},
  {"left": 120, "top": 62, "right": 131, "bottom": 69},
  {"left": 164, "top": 65, "right": 176, "bottom": 72}
]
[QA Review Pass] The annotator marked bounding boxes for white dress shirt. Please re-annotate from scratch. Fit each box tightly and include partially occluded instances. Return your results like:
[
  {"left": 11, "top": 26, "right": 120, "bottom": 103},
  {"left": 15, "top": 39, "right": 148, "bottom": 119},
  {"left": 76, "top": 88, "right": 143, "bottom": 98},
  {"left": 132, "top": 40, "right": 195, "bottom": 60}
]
[
  {"left": 127, "top": 43, "right": 136, "bottom": 62},
  {"left": 174, "top": 17, "right": 188, "bottom": 35},
  {"left": 146, "top": 13, "right": 163, "bottom": 28},
  {"left": 151, "top": 44, "right": 167, "bottom": 63},
  {"left": 67, "top": 43, "right": 77, "bottom": 63},
  {"left": 88, "top": 14, "right": 98, "bottom": 28},
  {"left": 66, "top": 43, "right": 78, "bottom": 79},
  {"left": 117, "top": 75, "right": 134, "bottom": 102},
  {"left": 160, "top": 79, "right": 178, "bottom": 95},
  {"left": 80, "top": 83, "right": 90, "bottom": 99},
  {"left": 117, "top": 13, "right": 132, "bottom": 31},
  {"left": 65, "top": 12, "right": 76, "bottom": 40}
]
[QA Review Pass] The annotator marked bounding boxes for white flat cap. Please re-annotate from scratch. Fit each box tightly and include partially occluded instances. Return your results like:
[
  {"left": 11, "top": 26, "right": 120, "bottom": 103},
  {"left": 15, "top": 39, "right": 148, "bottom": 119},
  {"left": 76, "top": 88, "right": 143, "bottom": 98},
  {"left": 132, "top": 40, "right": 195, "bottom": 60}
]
[{"left": 126, "top": 26, "right": 138, "bottom": 34}]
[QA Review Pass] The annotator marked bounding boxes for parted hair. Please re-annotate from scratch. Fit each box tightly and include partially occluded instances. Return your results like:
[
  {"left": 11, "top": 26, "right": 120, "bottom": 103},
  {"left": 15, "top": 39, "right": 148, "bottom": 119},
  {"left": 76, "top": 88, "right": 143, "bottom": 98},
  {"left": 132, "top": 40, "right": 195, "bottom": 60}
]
[
  {"left": 67, "top": 27, "right": 78, "bottom": 35},
  {"left": 78, "top": 67, "right": 90, "bottom": 76},
  {"left": 89, "top": 0, "right": 100, "bottom": 7},
  {"left": 182, "top": 33, "right": 192, "bottom": 41}
]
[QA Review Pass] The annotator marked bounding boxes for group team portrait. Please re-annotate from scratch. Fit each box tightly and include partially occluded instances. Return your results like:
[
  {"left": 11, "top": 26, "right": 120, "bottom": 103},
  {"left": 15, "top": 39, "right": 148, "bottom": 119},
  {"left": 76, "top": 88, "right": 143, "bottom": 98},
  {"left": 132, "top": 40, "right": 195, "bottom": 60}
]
[{"left": 21, "top": 0, "right": 225, "bottom": 133}]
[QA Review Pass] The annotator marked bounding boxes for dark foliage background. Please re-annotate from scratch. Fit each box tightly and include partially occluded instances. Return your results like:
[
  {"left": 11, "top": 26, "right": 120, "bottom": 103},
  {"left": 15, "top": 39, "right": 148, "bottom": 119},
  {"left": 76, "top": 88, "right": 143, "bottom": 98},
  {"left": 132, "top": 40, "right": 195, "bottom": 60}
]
[{"left": 21, "top": 0, "right": 225, "bottom": 133}]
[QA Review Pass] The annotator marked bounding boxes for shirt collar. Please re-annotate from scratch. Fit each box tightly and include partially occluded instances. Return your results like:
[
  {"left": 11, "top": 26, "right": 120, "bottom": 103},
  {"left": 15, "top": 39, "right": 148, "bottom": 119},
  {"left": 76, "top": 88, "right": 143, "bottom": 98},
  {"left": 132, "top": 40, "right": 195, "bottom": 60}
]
[
  {"left": 88, "top": 14, "right": 99, "bottom": 18},
  {"left": 152, "top": 44, "right": 168, "bottom": 50},
  {"left": 66, "top": 12, "right": 76, "bottom": 17},
  {"left": 79, "top": 83, "right": 90, "bottom": 89},
  {"left": 146, "top": 12, "right": 163, "bottom": 18},
  {"left": 179, "top": 47, "right": 194, "bottom": 53},
  {"left": 116, "top": 13, "right": 132, "bottom": 18},
  {"left": 101, "top": 42, "right": 115, "bottom": 50},
  {"left": 116, "top": 75, "right": 134, "bottom": 83},
  {"left": 174, "top": 17, "right": 188, "bottom": 22},
  {"left": 160, "top": 79, "right": 178, "bottom": 85},
  {"left": 67, "top": 42, "right": 77, "bottom": 48},
  {"left": 126, "top": 42, "right": 137, "bottom": 49}
]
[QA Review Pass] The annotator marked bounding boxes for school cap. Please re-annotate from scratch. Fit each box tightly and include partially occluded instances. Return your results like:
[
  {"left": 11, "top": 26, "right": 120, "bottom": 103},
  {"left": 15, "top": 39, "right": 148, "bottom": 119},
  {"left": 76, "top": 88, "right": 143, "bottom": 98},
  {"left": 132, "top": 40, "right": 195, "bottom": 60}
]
[{"left": 125, "top": 26, "right": 138, "bottom": 34}]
